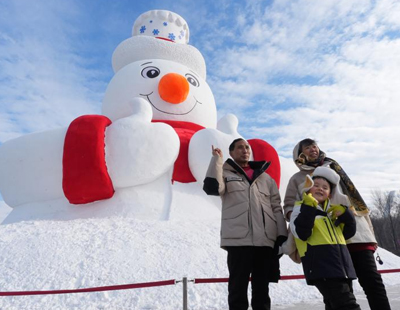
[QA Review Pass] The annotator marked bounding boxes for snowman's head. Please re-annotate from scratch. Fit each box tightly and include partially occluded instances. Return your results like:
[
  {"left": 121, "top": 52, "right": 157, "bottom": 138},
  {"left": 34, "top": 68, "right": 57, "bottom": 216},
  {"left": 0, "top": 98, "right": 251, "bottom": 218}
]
[
  {"left": 102, "top": 10, "right": 216, "bottom": 128},
  {"left": 102, "top": 58, "right": 216, "bottom": 128}
]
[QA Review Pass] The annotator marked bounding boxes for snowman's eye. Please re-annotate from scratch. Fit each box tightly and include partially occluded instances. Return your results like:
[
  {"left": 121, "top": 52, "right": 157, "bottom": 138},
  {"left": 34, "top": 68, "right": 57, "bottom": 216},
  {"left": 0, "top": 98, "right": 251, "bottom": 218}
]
[
  {"left": 185, "top": 74, "right": 199, "bottom": 87},
  {"left": 141, "top": 66, "right": 160, "bottom": 79}
]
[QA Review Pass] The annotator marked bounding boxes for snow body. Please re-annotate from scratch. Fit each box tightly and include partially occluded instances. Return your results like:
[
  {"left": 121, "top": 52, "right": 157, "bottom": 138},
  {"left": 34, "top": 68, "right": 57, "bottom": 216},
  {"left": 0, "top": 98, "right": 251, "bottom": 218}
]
[{"left": 0, "top": 10, "right": 280, "bottom": 223}]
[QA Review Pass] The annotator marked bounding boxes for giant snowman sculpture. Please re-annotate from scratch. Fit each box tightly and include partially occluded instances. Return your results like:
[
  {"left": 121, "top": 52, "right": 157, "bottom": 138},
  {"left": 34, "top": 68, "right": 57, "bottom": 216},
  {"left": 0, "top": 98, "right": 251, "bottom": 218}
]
[{"left": 0, "top": 10, "right": 281, "bottom": 224}]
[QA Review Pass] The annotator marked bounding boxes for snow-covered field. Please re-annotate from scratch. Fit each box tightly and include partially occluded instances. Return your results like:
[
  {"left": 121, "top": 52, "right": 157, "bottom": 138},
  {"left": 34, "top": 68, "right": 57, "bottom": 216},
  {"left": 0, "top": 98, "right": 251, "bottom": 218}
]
[{"left": 0, "top": 200, "right": 399, "bottom": 310}]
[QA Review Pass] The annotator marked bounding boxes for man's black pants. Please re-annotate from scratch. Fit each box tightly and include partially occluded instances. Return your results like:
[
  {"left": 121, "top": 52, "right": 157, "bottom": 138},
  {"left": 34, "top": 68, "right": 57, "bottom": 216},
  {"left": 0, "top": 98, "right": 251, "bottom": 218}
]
[
  {"left": 226, "top": 246, "right": 273, "bottom": 310},
  {"left": 314, "top": 278, "right": 360, "bottom": 310},
  {"left": 350, "top": 250, "right": 391, "bottom": 310}
]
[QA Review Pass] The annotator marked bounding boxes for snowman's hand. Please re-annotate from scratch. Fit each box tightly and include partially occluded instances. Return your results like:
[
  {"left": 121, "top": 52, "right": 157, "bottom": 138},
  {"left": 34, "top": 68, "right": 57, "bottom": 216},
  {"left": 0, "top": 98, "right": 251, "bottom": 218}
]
[
  {"left": 104, "top": 98, "right": 180, "bottom": 189},
  {"left": 217, "top": 114, "right": 239, "bottom": 135},
  {"left": 189, "top": 116, "right": 242, "bottom": 183},
  {"left": 126, "top": 97, "right": 153, "bottom": 122}
]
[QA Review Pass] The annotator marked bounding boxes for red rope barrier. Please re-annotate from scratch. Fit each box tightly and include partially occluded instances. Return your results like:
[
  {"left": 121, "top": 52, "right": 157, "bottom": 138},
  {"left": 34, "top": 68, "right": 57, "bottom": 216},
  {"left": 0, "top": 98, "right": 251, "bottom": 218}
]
[
  {"left": 195, "top": 278, "right": 228, "bottom": 284},
  {"left": 280, "top": 275, "right": 305, "bottom": 280},
  {"left": 194, "top": 269, "right": 400, "bottom": 284},
  {"left": 194, "top": 275, "right": 305, "bottom": 283},
  {"left": 0, "top": 279, "right": 176, "bottom": 296},
  {"left": 1, "top": 269, "right": 399, "bottom": 296},
  {"left": 379, "top": 268, "right": 400, "bottom": 274}
]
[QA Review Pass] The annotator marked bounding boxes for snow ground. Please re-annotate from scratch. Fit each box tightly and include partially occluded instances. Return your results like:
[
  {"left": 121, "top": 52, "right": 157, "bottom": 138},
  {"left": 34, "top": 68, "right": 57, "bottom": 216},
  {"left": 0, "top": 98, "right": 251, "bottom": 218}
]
[
  {"left": 0, "top": 201, "right": 399, "bottom": 310},
  {"left": 276, "top": 285, "right": 400, "bottom": 309}
]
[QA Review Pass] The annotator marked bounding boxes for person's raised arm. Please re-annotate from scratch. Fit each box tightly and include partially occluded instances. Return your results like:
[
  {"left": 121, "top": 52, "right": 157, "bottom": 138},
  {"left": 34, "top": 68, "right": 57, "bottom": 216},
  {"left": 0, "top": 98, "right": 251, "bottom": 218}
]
[
  {"left": 212, "top": 145, "right": 223, "bottom": 157},
  {"left": 203, "top": 145, "right": 225, "bottom": 196}
]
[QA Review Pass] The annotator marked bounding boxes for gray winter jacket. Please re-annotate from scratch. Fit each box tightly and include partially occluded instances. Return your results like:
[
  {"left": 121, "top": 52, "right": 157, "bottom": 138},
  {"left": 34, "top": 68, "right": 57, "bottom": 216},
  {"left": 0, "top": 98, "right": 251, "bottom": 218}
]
[
  {"left": 283, "top": 141, "right": 377, "bottom": 245},
  {"left": 203, "top": 155, "right": 287, "bottom": 249},
  {"left": 283, "top": 142, "right": 331, "bottom": 220}
]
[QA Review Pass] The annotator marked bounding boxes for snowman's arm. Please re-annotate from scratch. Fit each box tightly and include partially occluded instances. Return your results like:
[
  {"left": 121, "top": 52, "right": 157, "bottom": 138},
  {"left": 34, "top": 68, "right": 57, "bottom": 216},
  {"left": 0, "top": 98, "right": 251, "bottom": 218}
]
[
  {"left": 188, "top": 114, "right": 281, "bottom": 188},
  {"left": 63, "top": 99, "right": 180, "bottom": 205},
  {"left": 247, "top": 139, "right": 281, "bottom": 188},
  {"left": 62, "top": 115, "right": 115, "bottom": 204},
  {"left": 0, "top": 128, "right": 67, "bottom": 207},
  {"left": 0, "top": 116, "right": 112, "bottom": 207},
  {"left": 188, "top": 114, "right": 242, "bottom": 183}
]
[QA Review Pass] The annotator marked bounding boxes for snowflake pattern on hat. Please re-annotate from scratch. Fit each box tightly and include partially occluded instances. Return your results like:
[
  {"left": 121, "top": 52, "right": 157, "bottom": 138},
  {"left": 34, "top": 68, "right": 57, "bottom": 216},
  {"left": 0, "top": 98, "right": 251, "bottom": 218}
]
[
  {"left": 168, "top": 33, "right": 176, "bottom": 41},
  {"left": 113, "top": 10, "right": 206, "bottom": 77},
  {"left": 132, "top": 10, "right": 189, "bottom": 44},
  {"left": 139, "top": 22, "right": 179, "bottom": 42}
]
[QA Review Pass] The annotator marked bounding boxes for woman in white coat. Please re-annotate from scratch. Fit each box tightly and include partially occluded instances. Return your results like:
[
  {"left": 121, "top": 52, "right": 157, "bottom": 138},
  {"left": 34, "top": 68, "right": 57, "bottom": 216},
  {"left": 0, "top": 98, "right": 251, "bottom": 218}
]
[{"left": 284, "top": 138, "right": 391, "bottom": 310}]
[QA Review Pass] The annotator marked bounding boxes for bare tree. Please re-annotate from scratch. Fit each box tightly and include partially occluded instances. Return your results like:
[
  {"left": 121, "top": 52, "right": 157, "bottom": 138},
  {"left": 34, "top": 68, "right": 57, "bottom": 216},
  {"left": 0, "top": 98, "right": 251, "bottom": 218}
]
[{"left": 370, "top": 190, "right": 400, "bottom": 256}]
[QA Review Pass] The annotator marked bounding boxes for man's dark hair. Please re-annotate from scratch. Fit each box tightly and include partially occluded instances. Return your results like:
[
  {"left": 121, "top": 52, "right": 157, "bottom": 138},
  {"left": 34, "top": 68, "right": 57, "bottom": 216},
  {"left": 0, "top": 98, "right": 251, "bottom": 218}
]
[
  {"left": 229, "top": 138, "right": 245, "bottom": 152},
  {"left": 298, "top": 138, "right": 317, "bottom": 156}
]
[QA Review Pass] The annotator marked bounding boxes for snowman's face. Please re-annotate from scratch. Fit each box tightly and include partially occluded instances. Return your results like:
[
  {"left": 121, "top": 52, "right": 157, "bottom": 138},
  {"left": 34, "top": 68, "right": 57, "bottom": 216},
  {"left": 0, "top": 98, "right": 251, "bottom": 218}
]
[{"left": 102, "top": 59, "right": 217, "bottom": 128}]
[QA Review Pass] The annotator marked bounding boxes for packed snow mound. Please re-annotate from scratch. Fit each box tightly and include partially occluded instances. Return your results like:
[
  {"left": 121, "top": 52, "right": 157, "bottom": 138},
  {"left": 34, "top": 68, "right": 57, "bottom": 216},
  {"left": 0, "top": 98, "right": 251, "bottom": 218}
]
[
  {"left": 0, "top": 201, "right": 399, "bottom": 310},
  {"left": 0, "top": 7, "right": 398, "bottom": 309}
]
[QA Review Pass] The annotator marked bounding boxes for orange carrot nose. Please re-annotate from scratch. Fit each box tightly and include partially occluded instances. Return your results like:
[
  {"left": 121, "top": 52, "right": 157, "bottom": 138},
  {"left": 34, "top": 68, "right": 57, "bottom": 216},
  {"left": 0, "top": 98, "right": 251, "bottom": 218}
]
[{"left": 158, "top": 73, "right": 189, "bottom": 104}]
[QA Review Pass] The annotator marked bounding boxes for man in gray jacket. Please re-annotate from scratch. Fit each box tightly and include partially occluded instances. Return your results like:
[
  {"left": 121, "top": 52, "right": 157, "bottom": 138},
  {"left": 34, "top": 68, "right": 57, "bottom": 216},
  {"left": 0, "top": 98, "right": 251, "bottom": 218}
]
[{"left": 203, "top": 138, "right": 287, "bottom": 310}]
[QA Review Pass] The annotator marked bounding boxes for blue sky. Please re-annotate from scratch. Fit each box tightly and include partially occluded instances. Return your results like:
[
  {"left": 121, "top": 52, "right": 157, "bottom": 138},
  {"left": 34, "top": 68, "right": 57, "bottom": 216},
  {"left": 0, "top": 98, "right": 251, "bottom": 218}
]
[{"left": 1, "top": 0, "right": 400, "bottom": 204}]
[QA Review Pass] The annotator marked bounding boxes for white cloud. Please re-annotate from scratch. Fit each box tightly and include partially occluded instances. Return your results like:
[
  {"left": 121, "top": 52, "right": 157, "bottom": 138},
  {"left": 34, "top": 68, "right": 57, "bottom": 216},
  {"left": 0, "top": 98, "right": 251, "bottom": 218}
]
[
  {"left": 0, "top": 1, "right": 107, "bottom": 142},
  {"left": 197, "top": 0, "right": 400, "bottom": 204}
]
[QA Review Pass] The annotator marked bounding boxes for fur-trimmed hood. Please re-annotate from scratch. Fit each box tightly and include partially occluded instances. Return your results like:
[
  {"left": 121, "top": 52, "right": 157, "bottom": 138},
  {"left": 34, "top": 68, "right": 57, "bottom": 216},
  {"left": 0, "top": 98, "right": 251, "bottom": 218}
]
[{"left": 299, "top": 166, "right": 350, "bottom": 207}]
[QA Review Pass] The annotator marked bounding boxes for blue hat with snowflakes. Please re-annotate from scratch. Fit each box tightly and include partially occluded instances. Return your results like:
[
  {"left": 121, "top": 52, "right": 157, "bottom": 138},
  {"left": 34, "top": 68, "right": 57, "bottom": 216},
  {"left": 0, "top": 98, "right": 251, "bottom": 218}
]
[{"left": 112, "top": 10, "right": 206, "bottom": 78}]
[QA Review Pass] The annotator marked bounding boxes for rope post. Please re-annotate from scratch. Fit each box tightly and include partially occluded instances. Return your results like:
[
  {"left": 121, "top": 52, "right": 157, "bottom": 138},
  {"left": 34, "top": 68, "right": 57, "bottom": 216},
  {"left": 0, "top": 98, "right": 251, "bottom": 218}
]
[{"left": 182, "top": 277, "right": 188, "bottom": 310}]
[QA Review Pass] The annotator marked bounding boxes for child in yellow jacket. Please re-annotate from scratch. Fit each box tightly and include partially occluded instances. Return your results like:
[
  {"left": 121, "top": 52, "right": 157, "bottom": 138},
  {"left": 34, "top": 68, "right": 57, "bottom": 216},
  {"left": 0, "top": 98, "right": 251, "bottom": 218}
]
[{"left": 290, "top": 166, "right": 360, "bottom": 310}]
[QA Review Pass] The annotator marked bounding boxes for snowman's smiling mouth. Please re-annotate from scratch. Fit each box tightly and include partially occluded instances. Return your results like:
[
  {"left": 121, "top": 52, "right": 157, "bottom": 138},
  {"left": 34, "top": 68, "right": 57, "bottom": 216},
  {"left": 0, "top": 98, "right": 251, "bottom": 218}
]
[{"left": 140, "top": 92, "right": 202, "bottom": 115}]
